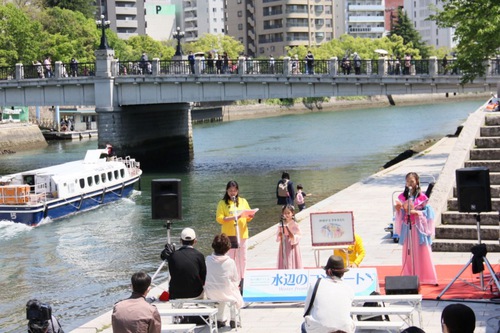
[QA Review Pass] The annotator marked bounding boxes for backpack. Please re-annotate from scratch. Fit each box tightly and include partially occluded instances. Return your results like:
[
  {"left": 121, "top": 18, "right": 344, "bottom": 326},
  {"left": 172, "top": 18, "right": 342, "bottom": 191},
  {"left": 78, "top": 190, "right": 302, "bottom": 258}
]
[
  {"left": 296, "top": 192, "right": 304, "bottom": 205},
  {"left": 277, "top": 180, "right": 289, "bottom": 197},
  {"left": 357, "top": 291, "right": 390, "bottom": 322}
]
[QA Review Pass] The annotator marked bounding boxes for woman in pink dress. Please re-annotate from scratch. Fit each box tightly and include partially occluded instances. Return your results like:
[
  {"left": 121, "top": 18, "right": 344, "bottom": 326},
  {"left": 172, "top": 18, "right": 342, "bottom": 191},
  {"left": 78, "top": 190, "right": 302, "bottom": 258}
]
[
  {"left": 276, "top": 204, "right": 303, "bottom": 269},
  {"left": 394, "top": 172, "right": 438, "bottom": 285}
]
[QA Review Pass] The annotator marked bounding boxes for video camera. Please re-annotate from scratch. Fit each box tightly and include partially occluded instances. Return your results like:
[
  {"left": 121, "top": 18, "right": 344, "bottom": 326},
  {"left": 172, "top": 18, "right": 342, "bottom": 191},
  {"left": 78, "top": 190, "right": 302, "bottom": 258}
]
[{"left": 26, "top": 299, "right": 52, "bottom": 322}]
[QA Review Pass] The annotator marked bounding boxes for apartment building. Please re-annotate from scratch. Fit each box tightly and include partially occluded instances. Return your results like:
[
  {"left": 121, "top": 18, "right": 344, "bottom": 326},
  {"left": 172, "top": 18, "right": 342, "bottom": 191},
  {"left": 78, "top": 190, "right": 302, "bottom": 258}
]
[
  {"left": 344, "top": 0, "right": 386, "bottom": 39},
  {"left": 226, "top": 0, "right": 336, "bottom": 58},
  {"left": 182, "top": 0, "right": 226, "bottom": 42},
  {"left": 96, "top": 0, "right": 176, "bottom": 41},
  {"left": 403, "top": 0, "right": 455, "bottom": 49}
]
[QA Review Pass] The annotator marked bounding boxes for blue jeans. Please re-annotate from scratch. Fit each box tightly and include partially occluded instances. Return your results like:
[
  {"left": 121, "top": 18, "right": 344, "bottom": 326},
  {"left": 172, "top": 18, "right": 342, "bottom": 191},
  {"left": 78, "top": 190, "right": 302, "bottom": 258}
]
[{"left": 301, "top": 322, "right": 307, "bottom": 333}]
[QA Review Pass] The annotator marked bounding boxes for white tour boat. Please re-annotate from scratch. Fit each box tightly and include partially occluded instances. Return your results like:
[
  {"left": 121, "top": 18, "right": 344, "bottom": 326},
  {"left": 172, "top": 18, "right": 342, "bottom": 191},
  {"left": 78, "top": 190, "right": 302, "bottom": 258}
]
[{"left": 0, "top": 149, "right": 142, "bottom": 226}]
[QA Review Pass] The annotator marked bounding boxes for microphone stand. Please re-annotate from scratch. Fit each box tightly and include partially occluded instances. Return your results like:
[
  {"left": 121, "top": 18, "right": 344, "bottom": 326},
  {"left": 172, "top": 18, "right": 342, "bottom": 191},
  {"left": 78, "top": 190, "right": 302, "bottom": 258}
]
[
  {"left": 232, "top": 196, "right": 241, "bottom": 248},
  {"left": 280, "top": 215, "right": 288, "bottom": 269},
  {"left": 406, "top": 190, "right": 415, "bottom": 276}
]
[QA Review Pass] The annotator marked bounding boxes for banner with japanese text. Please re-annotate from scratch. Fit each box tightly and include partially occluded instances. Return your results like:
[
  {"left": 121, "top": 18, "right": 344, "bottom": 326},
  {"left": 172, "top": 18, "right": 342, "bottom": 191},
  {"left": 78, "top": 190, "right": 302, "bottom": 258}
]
[{"left": 243, "top": 267, "right": 378, "bottom": 302}]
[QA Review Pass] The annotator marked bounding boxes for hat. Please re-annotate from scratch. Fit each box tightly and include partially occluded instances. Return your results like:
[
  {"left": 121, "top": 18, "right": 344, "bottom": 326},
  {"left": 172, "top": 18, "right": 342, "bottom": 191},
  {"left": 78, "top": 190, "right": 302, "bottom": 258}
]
[
  {"left": 324, "top": 255, "right": 349, "bottom": 272},
  {"left": 181, "top": 228, "right": 196, "bottom": 241}
]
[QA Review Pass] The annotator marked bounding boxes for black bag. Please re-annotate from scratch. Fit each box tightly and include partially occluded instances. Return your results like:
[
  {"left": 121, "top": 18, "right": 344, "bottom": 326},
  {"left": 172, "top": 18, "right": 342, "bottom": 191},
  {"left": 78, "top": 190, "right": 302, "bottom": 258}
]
[
  {"left": 228, "top": 236, "right": 239, "bottom": 249},
  {"left": 356, "top": 291, "right": 390, "bottom": 322}
]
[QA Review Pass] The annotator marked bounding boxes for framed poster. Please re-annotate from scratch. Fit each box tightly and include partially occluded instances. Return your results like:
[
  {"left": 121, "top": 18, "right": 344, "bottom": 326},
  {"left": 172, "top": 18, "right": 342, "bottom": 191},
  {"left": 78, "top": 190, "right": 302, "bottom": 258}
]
[{"left": 310, "top": 211, "right": 355, "bottom": 246}]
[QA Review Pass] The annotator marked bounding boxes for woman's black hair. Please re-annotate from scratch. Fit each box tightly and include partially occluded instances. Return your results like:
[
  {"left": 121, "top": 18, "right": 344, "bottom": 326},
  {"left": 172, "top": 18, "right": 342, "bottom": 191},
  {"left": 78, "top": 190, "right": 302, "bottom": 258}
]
[
  {"left": 223, "top": 180, "right": 239, "bottom": 206},
  {"left": 281, "top": 171, "right": 290, "bottom": 180}
]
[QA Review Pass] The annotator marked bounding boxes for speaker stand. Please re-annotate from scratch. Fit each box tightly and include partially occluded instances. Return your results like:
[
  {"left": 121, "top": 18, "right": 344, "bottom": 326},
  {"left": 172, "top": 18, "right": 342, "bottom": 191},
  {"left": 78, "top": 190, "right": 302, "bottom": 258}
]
[
  {"left": 437, "top": 214, "right": 500, "bottom": 299},
  {"left": 151, "top": 220, "right": 172, "bottom": 282}
]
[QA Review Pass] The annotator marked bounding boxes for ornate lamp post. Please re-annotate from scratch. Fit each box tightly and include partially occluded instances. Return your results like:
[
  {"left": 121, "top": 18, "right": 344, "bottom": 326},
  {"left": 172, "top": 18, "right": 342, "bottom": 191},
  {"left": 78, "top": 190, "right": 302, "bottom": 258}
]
[
  {"left": 173, "top": 27, "right": 185, "bottom": 57},
  {"left": 96, "top": 15, "right": 111, "bottom": 50}
]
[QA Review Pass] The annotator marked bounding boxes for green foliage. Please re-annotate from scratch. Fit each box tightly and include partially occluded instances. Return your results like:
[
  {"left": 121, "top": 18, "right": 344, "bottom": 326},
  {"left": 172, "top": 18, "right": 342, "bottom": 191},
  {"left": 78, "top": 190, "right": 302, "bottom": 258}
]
[
  {"left": 391, "top": 8, "right": 430, "bottom": 58},
  {"left": 0, "top": 4, "right": 41, "bottom": 65},
  {"left": 429, "top": 0, "right": 500, "bottom": 83},
  {"left": 43, "top": 0, "right": 95, "bottom": 18},
  {"left": 184, "top": 34, "right": 244, "bottom": 59},
  {"left": 122, "top": 35, "right": 174, "bottom": 60}
]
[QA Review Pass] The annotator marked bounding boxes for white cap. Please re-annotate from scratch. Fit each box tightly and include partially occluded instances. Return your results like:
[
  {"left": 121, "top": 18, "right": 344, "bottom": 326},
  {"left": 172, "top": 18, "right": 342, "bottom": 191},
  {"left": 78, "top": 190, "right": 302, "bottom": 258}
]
[{"left": 181, "top": 228, "right": 196, "bottom": 241}]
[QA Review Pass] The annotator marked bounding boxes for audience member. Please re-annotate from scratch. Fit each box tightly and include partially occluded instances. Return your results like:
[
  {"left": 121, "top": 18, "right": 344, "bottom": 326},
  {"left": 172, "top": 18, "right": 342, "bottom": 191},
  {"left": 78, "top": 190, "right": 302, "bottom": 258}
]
[
  {"left": 401, "top": 326, "right": 426, "bottom": 333},
  {"left": 301, "top": 255, "right": 355, "bottom": 333},
  {"left": 205, "top": 233, "right": 244, "bottom": 329},
  {"left": 441, "top": 303, "right": 476, "bottom": 333},
  {"left": 111, "top": 271, "right": 161, "bottom": 333},
  {"left": 166, "top": 228, "right": 206, "bottom": 299},
  {"left": 277, "top": 171, "right": 295, "bottom": 206}
]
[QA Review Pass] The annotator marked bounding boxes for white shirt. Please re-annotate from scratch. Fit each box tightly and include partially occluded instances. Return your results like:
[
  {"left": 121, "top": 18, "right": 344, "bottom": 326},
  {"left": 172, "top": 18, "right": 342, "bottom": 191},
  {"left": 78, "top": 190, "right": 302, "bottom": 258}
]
[
  {"left": 204, "top": 254, "right": 244, "bottom": 309},
  {"left": 303, "top": 276, "right": 355, "bottom": 333}
]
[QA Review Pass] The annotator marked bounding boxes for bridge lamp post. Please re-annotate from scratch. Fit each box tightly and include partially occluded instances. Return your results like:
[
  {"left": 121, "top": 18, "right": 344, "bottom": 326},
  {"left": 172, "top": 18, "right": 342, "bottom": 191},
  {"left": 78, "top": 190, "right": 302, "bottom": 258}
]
[
  {"left": 96, "top": 15, "right": 111, "bottom": 50},
  {"left": 173, "top": 27, "right": 185, "bottom": 57}
]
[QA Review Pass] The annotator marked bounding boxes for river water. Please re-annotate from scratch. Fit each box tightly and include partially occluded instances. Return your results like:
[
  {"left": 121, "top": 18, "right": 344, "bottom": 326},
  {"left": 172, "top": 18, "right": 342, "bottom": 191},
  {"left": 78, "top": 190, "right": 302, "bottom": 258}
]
[{"left": 0, "top": 99, "right": 484, "bottom": 332}]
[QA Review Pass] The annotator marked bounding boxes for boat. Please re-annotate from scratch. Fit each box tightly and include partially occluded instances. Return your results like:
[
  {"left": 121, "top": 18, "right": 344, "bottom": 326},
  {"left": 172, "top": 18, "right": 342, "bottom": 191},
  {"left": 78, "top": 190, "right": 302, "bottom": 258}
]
[{"left": 0, "top": 149, "right": 142, "bottom": 226}]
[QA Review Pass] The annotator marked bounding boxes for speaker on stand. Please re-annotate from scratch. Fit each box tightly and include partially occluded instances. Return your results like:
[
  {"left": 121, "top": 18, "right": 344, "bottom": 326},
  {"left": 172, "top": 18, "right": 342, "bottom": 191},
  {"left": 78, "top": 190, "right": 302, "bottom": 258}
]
[
  {"left": 437, "top": 167, "right": 500, "bottom": 299},
  {"left": 151, "top": 179, "right": 182, "bottom": 282}
]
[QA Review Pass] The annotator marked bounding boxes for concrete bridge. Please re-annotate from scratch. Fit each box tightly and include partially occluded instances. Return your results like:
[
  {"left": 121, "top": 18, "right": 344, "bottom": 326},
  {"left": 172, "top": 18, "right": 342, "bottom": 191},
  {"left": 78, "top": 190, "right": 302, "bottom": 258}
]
[{"left": 1, "top": 49, "right": 499, "bottom": 169}]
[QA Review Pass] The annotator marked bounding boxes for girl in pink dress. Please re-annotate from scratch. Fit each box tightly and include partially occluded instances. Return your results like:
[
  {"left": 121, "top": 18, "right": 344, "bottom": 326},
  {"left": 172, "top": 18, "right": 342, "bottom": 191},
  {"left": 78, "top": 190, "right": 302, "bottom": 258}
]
[
  {"left": 394, "top": 172, "right": 438, "bottom": 285},
  {"left": 276, "top": 204, "right": 303, "bottom": 269}
]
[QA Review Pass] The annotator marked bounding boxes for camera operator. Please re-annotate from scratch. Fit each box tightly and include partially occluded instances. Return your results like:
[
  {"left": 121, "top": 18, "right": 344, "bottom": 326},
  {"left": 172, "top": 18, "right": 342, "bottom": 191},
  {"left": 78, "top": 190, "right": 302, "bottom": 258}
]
[{"left": 26, "top": 299, "right": 64, "bottom": 333}]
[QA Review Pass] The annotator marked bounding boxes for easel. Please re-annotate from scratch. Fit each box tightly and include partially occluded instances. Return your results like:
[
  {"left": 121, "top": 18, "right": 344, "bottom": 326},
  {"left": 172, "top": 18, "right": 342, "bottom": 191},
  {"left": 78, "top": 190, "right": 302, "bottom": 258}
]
[{"left": 437, "top": 214, "right": 500, "bottom": 299}]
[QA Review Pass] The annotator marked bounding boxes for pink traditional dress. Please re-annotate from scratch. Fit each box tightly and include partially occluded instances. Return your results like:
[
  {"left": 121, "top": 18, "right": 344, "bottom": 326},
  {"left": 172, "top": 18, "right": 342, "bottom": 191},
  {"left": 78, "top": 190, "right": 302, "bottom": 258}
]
[
  {"left": 276, "top": 220, "right": 303, "bottom": 269},
  {"left": 395, "top": 192, "right": 438, "bottom": 285}
]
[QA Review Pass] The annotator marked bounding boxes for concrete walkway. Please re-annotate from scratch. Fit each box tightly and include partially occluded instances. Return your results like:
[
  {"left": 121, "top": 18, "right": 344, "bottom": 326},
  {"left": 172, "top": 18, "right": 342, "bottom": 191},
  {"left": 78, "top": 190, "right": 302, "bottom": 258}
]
[{"left": 72, "top": 108, "right": 500, "bottom": 332}]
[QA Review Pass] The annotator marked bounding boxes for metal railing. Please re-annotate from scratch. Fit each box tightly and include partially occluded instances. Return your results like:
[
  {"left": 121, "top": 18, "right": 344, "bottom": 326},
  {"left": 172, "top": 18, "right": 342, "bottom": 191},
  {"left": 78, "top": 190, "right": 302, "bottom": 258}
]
[{"left": 2, "top": 58, "right": 500, "bottom": 81}]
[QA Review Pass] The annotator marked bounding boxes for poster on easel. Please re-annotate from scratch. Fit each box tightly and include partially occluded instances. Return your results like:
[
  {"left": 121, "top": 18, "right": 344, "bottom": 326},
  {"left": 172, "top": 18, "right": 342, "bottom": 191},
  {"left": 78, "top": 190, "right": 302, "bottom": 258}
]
[{"left": 310, "top": 211, "right": 355, "bottom": 246}]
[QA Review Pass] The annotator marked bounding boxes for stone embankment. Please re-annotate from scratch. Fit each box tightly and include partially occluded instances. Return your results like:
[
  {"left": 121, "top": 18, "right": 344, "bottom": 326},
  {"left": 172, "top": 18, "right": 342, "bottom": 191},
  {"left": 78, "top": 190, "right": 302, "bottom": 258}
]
[{"left": 0, "top": 123, "right": 47, "bottom": 152}]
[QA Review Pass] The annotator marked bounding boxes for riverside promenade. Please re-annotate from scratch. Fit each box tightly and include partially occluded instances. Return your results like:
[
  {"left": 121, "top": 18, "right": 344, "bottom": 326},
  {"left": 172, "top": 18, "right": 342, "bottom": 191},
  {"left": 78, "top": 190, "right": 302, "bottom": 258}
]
[{"left": 72, "top": 105, "right": 500, "bottom": 332}]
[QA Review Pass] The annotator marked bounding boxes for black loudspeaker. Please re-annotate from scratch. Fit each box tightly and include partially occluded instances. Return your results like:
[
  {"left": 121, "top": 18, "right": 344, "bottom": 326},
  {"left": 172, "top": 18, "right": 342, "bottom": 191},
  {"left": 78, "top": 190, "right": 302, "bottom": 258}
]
[
  {"left": 385, "top": 276, "right": 420, "bottom": 295},
  {"left": 456, "top": 167, "right": 491, "bottom": 213},
  {"left": 151, "top": 179, "right": 182, "bottom": 220}
]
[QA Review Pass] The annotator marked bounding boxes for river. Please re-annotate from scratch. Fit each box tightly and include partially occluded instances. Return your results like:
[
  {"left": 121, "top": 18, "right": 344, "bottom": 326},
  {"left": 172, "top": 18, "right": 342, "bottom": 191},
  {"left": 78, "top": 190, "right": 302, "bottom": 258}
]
[{"left": 0, "top": 99, "right": 484, "bottom": 332}]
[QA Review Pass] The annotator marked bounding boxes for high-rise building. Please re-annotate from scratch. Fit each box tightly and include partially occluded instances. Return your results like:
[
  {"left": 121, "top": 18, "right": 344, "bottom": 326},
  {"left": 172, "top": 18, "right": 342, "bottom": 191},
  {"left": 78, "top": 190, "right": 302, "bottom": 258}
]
[
  {"left": 182, "top": 0, "right": 226, "bottom": 42},
  {"left": 96, "top": 0, "right": 177, "bottom": 41},
  {"left": 344, "top": 0, "right": 386, "bottom": 39},
  {"left": 403, "top": 0, "right": 455, "bottom": 49},
  {"left": 226, "top": 0, "right": 336, "bottom": 58}
]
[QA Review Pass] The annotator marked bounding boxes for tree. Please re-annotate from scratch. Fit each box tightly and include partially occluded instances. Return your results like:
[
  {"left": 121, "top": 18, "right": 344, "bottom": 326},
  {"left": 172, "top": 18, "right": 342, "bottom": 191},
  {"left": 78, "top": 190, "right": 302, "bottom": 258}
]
[
  {"left": 391, "top": 7, "right": 430, "bottom": 58},
  {"left": 43, "top": 0, "right": 95, "bottom": 18},
  {"left": 185, "top": 34, "right": 244, "bottom": 59},
  {"left": 429, "top": 0, "right": 500, "bottom": 83},
  {"left": 0, "top": 4, "right": 42, "bottom": 66}
]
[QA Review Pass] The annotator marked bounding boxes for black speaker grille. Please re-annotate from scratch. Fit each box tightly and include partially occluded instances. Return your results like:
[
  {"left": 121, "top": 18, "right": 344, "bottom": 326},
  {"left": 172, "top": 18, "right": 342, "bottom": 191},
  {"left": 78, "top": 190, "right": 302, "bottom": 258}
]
[
  {"left": 151, "top": 179, "right": 182, "bottom": 220},
  {"left": 456, "top": 167, "right": 491, "bottom": 213}
]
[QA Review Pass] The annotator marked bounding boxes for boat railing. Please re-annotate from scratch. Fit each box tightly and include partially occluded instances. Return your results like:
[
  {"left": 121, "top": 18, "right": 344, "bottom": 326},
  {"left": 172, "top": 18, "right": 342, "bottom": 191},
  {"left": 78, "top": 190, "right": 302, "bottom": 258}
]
[{"left": 116, "top": 156, "right": 141, "bottom": 176}]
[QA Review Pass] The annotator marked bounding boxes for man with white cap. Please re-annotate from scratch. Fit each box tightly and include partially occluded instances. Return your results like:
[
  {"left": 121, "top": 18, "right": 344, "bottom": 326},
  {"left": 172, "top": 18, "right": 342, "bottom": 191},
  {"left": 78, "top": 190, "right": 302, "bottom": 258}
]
[
  {"left": 166, "top": 227, "right": 206, "bottom": 300},
  {"left": 301, "top": 255, "right": 355, "bottom": 333}
]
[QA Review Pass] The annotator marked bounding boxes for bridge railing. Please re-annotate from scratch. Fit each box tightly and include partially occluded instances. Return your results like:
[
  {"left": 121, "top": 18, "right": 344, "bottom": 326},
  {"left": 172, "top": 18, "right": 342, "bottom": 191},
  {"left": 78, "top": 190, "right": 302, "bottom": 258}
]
[
  {"left": 0, "top": 65, "right": 16, "bottom": 80},
  {"left": 3, "top": 57, "right": 500, "bottom": 81}
]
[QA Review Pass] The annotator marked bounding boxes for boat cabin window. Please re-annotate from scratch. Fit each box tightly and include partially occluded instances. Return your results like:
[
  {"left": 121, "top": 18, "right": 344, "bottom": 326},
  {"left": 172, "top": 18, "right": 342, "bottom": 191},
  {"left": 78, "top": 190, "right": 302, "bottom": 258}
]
[
  {"left": 120, "top": 169, "right": 125, "bottom": 178},
  {"left": 107, "top": 171, "right": 113, "bottom": 181},
  {"left": 79, "top": 179, "right": 85, "bottom": 189},
  {"left": 87, "top": 176, "right": 93, "bottom": 186},
  {"left": 23, "top": 175, "right": 35, "bottom": 187},
  {"left": 94, "top": 175, "right": 100, "bottom": 185},
  {"left": 101, "top": 173, "right": 106, "bottom": 183},
  {"left": 114, "top": 170, "right": 119, "bottom": 179}
]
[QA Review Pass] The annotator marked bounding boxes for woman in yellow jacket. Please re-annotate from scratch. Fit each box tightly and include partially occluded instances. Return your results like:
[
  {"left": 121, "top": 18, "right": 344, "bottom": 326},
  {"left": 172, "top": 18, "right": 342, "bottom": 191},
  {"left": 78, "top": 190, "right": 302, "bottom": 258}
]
[
  {"left": 334, "top": 233, "right": 366, "bottom": 267},
  {"left": 216, "top": 180, "right": 255, "bottom": 286}
]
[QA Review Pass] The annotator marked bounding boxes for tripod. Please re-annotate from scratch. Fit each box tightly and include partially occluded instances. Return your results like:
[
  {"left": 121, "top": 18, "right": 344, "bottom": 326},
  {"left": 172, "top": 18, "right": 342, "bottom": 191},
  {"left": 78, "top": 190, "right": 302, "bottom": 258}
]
[
  {"left": 437, "top": 213, "right": 500, "bottom": 299},
  {"left": 279, "top": 215, "right": 288, "bottom": 269},
  {"left": 151, "top": 220, "right": 172, "bottom": 282},
  {"left": 405, "top": 195, "right": 416, "bottom": 276}
]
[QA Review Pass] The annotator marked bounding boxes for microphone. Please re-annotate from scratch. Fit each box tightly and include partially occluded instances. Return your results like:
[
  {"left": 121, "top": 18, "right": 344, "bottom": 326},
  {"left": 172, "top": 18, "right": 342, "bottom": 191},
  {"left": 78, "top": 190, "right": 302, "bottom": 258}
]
[{"left": 231, "top": 196, "right": 237, "bottom": 203}]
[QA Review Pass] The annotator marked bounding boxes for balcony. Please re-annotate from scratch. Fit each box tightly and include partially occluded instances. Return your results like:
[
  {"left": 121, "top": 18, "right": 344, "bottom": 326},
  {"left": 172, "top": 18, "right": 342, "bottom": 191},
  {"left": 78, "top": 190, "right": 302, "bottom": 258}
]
[
  {"left": 116, "top": 19, "right": 138, "bottom": 29},
  {"left": 348, "top": 5, "right": 384, "bottom": 11},
  {"left": 115, "top": 6, "right": 137, "bottom": 15},
  {"left": 349, "top": 16, "right": 384, "bottom": 23}
]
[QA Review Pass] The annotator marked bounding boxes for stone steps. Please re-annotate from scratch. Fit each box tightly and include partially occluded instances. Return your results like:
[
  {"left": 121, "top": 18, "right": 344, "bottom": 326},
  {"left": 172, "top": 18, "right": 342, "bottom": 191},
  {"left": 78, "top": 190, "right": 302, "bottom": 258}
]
[{"left": 433, "top": 114, "right": 500, "bottom": 252}]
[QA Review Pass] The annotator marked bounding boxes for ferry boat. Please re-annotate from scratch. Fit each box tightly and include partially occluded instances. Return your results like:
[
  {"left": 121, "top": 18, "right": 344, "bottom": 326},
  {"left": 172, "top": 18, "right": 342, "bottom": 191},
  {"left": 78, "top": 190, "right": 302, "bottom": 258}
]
[{"left": 0, "top": 149, "right": 142, "bottom": 226}]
